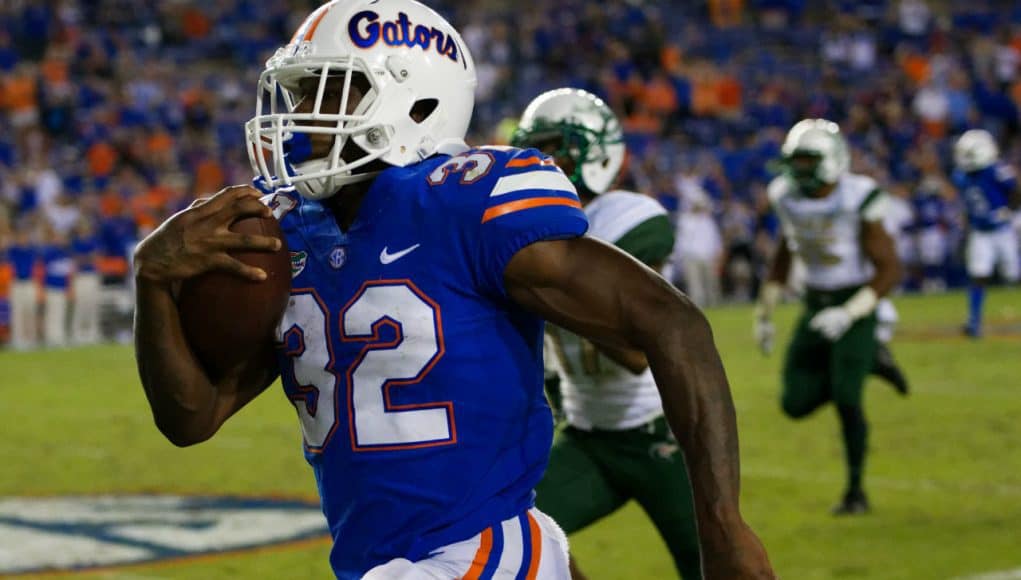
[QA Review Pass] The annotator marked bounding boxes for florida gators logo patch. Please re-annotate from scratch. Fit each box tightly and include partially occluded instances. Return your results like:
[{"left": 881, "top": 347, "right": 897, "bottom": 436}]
[
  {"left": 291, "top": 250, "right": 308, "bottom": 278},
  {"left": 0, "top": 495, "right": 328, "bottom": 574}
]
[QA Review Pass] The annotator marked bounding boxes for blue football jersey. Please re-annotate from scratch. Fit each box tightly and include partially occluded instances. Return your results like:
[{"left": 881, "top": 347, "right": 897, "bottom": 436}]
[
  {"left": 264, "top": 145, "right": 588, "bottom": 578},
  {"left": 952, "top": 162, "right": 1018, "bottom": 231}
]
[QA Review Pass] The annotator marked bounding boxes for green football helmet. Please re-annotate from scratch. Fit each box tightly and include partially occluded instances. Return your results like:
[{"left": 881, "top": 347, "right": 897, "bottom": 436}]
[
  {"left": 780, "top": 118, "right": 850, "bottom": 194},
  {"left": 511, "top": 88, "right": 625, "bottom": 195}
]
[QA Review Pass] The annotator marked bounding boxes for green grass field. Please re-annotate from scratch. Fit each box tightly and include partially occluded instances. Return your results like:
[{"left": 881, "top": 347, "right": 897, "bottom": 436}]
[{"left": 2, "top": 289, "right": 1020, "bottom": 579}]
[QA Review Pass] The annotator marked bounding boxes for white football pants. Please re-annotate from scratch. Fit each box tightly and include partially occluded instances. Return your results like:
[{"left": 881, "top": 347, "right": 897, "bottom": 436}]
[{"left": 362, "top": 508, "right": 570, "bottom": 580}]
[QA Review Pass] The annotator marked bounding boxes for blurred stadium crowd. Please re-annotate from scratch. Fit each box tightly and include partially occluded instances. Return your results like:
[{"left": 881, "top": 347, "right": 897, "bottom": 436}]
[{"left": 1, "top": 0, "right": 1020, "bottom": 347}]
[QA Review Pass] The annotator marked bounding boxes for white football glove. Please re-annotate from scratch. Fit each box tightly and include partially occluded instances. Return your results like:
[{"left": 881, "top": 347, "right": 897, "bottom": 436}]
[
  {"left": 809, "top": 306, "right": 854, "bottom": 341},
  {"left": 754, "top": 317, "right": 775, "bottom": 356}
]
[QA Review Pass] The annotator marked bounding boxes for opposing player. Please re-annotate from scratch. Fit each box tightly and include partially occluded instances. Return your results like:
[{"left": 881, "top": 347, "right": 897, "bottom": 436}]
[
  {"left": 951, "top": 129, "right": 1020, "bottom": 338},
  {"left": 754, "top": 119, "right": 902, "bottom": 515},
  {"left": 511, "top": 89, "right": 701, "bottom": 579},
  {"left": 132, "top": 1, "right": 774, "bottom": 578}
]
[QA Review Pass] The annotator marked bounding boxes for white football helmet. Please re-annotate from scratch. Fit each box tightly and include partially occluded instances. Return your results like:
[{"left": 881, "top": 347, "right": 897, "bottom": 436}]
[
  {"left": 511, "top": 88, "right": 625, "bottom": 195},
  {"left": 245, "top": 0, "right": 477, "bottom": 200},
  {"left": 954, "top": 129, "right": 999, "bottom": 172},
  {"left": 780, "top": 118, "right": 849, "bottom": 191}
]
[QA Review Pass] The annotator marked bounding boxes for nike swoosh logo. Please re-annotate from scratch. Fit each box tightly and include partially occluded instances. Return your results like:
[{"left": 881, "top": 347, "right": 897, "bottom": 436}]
[{"left": 380, "top": 243, "right": 421, "bottom": 264}]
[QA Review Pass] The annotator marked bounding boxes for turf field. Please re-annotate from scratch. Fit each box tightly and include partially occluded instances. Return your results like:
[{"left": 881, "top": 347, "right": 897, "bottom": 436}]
[{"left": 2, "top": 289, "right": 1020, "bottom": 579}]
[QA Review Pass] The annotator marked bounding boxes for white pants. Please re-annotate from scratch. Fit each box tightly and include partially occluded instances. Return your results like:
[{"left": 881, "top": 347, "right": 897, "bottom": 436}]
[
  {"left": 681, "top": 256, "right": 721, "bottom": 307},
  {"left": 967, "top": 228, "right": 1020, "bottom": 281},
  {"left": 916, "top": 226, "right": 947, "bottom": 266},
  {"left": 44, "top": 288, "right": 68, "bottom": 347},
  {"left": 363, "top": 508, "right": 570, "bottom": 580},
  {"left": 10, "top": 280, "right": 38, "bottom": 350},
  {"left": 71, "top": 273, "right": 102, "bottom": 344}
]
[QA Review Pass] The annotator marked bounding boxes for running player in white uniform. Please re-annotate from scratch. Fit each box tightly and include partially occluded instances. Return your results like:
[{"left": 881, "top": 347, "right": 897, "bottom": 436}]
[
  {"left": 513, "top": 89, "right": 701, "bottom": 579},
  {"left": 755, "top": 119, "right": 903, "bottom": 515}
]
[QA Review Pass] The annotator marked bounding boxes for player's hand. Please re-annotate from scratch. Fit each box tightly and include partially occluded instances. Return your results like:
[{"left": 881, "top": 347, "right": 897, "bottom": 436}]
[
  {"left": 133, "top": 185, "right": 282, "bottom": 284},
  {"left": 809, "top": 306, "right": 853, "bottom": 341},
  {"left": 753, "top": 316, "right": 775, "bottom": 356},
  {"left": 702, "top": 520, "right": 777, "bottom": 579}
]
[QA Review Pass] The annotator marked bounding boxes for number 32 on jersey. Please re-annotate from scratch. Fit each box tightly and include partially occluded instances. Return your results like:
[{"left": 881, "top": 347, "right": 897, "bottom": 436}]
[{"left": 277, "top": 280, "right": 456, "bottom": 453}]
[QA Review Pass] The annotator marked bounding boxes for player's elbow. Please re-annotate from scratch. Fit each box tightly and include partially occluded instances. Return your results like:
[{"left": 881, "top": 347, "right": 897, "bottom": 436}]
[
  {"left": 635, "top": 285, "right": 713, "bottom": 352},
  {"left": 156, "top": 420, "right": 210, "bottom": 448},
  {"left": 152, "top": 409, "right": 216, "bottom": 448}
]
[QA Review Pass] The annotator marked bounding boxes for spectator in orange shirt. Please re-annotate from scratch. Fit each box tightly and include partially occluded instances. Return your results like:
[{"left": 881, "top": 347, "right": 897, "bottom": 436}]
[
  {"left": 87, "top": 141, "right": 118, "bottom": 179},
  {"left": 709, "top": 0, "right": 744, "bottom": 28},
  {"left": 2, "top": 63, "right": 39, "bottom": 129},
  {"left": 641, "top": 71, "right": 679, "bottom": 118},
  {"left": 716, "top": 67, "right": 743, "bottom": 117}
]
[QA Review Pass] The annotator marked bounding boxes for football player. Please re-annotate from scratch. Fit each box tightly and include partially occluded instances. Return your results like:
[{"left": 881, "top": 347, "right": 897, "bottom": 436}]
[
  {"left": 951, "top": 129, "right": 1020, "bottom": 338},
  {"left": 512, "top": 89, "right": 701, "bottom": 579},
  {"left": 754, "top": 119, "right": 902, "bottom": 515},
  {"left": 132, "top": 1, "right": 774, "bottom": 578}
]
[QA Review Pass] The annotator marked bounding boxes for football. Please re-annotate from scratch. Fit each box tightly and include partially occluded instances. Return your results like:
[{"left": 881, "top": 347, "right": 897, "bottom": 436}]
[{"left": 177, "top": 214, "right": 291, "bottom": 379}]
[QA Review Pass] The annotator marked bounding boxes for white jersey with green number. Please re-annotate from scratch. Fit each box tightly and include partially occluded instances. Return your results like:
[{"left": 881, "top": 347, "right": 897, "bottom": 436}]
[
  {"left": 550, "top": 190, "right": 674, "bottom": 431},
  {"left": 769, "top": 173, "right": 888, "bottom": 290}
]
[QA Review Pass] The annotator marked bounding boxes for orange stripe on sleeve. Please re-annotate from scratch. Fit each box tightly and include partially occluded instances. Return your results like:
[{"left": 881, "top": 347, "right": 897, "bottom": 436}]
[
  {"left": 463, "top": 527, "right": 493, "bottom": 580},
  {"left": 481, "top": 197, "right": 582, "bottom": 223},
  {"left": 525, "top": 512, "right": 542, "bottom": 580},
  {"left": 505, "top": 157, "right": 556, "bottom": 169}
]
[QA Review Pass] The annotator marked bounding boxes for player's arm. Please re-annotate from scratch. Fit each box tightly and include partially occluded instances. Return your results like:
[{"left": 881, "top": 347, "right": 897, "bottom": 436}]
[
  {"left": 752, "top": 235, "right": 791, "bottom": 355},
  {"left": 588, "top": 340, "right": 648, "bottom": 374},
  {"left": 583, "top": 259, "right": 669, "bottom": 374},
  {"left": 861, "top": 219, "right": 902, "bottom": 297},
  {"left": 585, "top": 220, "right": 674, "bottom": 375},
  {"left": 133, "top": 186, "right": 281, "bottom": 447},
  {"left": 505, "top": 237, "right": 774, "bottom": 579}
]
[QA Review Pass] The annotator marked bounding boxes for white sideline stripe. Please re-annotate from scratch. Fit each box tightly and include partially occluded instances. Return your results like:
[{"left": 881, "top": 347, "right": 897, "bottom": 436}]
[
  {"left": 954, "top": 567, "right": 1021, "bottom": 579},
  {"left": 490, "top": 171, "right": 576, "bottom": 198}
]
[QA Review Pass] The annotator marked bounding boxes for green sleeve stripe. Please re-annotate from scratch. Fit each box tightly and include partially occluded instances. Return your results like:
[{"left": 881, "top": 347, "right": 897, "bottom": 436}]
[
  {"left": 613, "top": 215, "right": 675, "bottom": 266},
  {"left": 858, "top": 187, "right": 883, "bottom": 214}
]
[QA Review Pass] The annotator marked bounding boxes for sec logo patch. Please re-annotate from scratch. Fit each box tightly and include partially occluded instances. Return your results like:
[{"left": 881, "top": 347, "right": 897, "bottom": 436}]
[{"left": 330, "top": 246, "right": 347, "bottom": 270}]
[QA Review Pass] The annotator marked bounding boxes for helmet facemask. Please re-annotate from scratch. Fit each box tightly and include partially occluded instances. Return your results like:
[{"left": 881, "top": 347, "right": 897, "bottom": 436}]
[
  {"left": 246, "top": 56, "right": 392, "bottom": 200},
  {"left": 782, "top": 151, "right": 828, "bottom": 195}
]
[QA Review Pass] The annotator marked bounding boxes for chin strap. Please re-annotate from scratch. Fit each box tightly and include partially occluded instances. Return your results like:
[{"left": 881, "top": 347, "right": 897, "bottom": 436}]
[{"left": 283, "top": 132, "right": 314, "bottom": 165}]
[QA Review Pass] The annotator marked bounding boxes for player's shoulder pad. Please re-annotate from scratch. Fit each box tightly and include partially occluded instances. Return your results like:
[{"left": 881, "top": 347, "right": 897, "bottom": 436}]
[
  {"left": 844, "top": 172, "right": 878, "bottom": 195},
  {"left": 846, "top": 174, "right": 888, "bottom": 222},
  {"left": 424, "top": 145, "right": 581, "bottom": 224},
  {"left": 599, "top": 189, "right": 669, "bottom": 216},
  {"left": 767, "top": 175, "right": 794, "bottom": 205}
]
